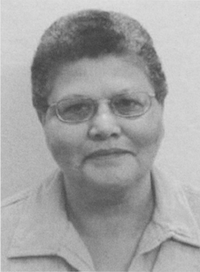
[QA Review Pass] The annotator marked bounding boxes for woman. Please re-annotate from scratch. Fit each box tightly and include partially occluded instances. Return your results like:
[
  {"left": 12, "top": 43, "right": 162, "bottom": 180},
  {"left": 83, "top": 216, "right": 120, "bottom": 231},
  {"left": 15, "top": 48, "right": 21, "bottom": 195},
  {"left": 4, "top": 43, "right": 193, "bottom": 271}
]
[{"left": 2, "top": 10, "right": 200, "bottom": 272}]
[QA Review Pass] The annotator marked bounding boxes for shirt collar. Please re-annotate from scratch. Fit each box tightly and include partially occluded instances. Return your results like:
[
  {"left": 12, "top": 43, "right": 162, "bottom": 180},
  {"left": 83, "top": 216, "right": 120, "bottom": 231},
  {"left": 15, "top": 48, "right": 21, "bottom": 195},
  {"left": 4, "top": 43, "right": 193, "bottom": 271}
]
[
  {"left": 136, "top": 168, "right": 200, "bottom": 254},
  {"left": 8, "top": 168, "right": 200, "bottom": 262},
  {"left": 8, "top": 171, "right": 94, "bottom": 271}
]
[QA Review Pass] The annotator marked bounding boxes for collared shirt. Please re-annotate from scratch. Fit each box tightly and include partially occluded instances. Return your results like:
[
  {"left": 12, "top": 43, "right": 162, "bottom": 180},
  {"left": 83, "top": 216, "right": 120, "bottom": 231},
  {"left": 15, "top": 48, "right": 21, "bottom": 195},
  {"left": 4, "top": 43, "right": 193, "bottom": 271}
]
[{"left": 2, "top": 168, "right": 200, "bottom": 271}]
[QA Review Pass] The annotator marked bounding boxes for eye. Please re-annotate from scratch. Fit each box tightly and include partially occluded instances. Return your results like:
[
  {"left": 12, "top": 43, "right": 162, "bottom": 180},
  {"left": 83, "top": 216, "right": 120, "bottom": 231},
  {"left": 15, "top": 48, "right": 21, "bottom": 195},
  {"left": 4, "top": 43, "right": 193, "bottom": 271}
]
[
  {"left": 57, "top": 99, "right": 94, "bottom": 121},
  {"left": 118, "top": 98, "right": 139, "bottom": 107},
  {"left": 113, "top": 96, "right": 143, "bottom": 114},
  {"left": 67, "top": 102, "right": 87, "bottom": 113}
]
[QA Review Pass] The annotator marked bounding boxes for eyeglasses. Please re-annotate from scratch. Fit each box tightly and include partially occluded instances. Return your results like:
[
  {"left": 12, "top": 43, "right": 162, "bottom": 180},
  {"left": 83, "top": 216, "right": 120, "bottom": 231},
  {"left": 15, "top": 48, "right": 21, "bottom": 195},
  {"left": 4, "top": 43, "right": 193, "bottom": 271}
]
[{"left": 48, "top": 92, "right": 155, "bottom": 123}]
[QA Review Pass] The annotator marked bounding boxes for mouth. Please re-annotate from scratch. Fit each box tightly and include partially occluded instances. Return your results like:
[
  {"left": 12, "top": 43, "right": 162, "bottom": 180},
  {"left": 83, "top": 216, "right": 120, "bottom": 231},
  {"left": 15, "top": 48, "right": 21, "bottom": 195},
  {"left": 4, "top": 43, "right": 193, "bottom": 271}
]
[{"left": 85, "top": 148, "right": 133, "bottom": 160}]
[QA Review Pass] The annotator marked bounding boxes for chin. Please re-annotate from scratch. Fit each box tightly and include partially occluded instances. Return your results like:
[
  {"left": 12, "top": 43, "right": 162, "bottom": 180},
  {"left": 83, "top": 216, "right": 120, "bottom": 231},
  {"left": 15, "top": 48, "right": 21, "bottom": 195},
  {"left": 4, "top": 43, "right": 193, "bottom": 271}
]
[{"left": 82, "top": 162, "right": 143, "bottom": 188}]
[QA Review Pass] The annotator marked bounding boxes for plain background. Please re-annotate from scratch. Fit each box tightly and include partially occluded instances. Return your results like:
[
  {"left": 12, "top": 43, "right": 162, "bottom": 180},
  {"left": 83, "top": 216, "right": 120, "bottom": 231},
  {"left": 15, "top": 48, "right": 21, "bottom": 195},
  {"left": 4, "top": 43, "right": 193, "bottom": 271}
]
[{"left": 2, "top": 0, "right": 200, "bottom": 200}]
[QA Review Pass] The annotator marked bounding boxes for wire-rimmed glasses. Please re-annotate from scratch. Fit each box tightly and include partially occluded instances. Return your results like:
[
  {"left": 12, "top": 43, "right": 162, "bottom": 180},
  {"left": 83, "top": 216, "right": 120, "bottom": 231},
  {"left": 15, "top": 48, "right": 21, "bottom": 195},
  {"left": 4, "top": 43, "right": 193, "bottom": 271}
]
[{"left": 48, "top": 92, "right": 155, "bottom": 123}]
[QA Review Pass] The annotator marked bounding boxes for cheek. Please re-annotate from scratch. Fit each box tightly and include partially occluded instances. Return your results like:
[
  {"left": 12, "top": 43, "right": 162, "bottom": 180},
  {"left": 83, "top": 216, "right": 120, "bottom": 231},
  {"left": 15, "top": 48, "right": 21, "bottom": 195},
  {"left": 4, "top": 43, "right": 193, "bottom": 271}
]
[
  {"left": 47, "top": 135, "right": 72, "bottom": 165},
  {"left": 125, "top": 116, "right": 164, "bottom": 154},
  {"left": 43, "top": 123, "right": 87, "bottom": 168}
]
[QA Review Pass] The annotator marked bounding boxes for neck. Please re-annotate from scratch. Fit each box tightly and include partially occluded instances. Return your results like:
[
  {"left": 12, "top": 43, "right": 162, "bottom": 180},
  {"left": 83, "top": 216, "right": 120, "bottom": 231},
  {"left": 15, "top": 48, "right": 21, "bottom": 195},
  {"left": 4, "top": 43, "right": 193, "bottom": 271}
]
[{"left": 63, "top": 172, "right": 154, "bottom": 237}]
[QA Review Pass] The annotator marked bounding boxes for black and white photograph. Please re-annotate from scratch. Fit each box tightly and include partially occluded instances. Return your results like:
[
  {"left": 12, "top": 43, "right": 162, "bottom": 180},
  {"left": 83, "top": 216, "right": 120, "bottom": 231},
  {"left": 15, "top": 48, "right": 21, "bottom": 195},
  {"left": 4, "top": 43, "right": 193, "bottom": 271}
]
[{"left": 2, "top": 0, "right": 200, "bottom": 271}]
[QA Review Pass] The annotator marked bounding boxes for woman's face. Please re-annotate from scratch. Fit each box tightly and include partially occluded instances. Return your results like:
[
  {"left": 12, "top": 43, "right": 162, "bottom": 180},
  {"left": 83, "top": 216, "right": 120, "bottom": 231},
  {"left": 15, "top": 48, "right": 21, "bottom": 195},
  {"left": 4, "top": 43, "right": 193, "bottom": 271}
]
[{"left": 43, "top": 55, "right": 164, "bottom": 188}]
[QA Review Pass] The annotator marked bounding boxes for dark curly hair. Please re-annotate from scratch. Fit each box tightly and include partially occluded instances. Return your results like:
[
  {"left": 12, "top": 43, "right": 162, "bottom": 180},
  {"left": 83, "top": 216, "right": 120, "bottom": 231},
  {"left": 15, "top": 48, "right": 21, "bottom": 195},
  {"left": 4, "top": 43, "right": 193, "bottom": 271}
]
[{"left": 31, "top": 10, "right": 168, "bottom": 121}]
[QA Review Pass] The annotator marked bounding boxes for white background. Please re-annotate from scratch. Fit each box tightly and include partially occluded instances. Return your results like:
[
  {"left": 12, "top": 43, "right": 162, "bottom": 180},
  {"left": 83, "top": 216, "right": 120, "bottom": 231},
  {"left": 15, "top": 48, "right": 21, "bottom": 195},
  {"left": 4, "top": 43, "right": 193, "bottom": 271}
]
[{"left": 2, "top": 0, "right": 200, "bottom": 199}]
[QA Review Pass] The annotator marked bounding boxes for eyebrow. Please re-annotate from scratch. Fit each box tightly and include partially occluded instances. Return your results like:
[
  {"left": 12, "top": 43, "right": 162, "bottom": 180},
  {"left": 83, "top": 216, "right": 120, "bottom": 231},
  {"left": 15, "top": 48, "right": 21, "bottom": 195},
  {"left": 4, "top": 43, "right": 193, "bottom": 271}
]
[{"left": 53, "top": 88, "right": 147, "bottom": 103}]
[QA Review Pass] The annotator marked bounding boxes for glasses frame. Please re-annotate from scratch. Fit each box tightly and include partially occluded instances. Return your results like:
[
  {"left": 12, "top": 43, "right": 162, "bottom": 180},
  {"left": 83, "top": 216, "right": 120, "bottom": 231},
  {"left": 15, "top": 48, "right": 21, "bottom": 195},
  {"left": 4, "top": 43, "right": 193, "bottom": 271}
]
[{"left": 48, "top": 92, "right": 156, "bottom": 123}]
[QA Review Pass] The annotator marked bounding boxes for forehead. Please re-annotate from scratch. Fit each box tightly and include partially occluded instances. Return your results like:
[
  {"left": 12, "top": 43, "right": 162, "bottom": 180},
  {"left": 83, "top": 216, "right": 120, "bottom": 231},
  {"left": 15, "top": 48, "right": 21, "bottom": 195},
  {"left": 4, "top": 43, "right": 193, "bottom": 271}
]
[{"left": 48, "top": 55, "right": 153, "bottom": 102}]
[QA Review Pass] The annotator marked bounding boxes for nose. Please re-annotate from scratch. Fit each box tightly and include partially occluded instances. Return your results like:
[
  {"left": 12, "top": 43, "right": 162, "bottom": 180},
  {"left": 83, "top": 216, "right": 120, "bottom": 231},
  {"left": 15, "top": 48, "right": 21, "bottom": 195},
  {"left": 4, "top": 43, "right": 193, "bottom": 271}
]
[{"left": 88, "top": 103, "right": 121, "bottom": 141}]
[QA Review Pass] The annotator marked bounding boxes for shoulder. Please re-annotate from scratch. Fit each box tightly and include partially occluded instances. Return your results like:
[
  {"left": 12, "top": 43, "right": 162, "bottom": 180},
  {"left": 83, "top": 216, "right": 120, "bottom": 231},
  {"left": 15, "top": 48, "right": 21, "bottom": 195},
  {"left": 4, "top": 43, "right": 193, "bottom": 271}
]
[
  {"left": 183, "top": 183, "right": 200, "bottom": 228},
  {"left": 1, "top": 185, "right": 38, "bottom": 219},
  {"left": 2, "top": 187, "right": 32, "bottom": 209},
  {"left": 1, "top": 170, "right": 61, "bottom": 271},
  {"left": 2, "top": 187, "right": 34, "bottom": 223},
  {"left": 1, "top": 187, "right": 37, "bottom": 258},
  {"left": 1, "top": 170, "right": 60, "bottom": 231},
  {"left": 1, "top": 169, "right": 59, "bottom": 211},
  {"left": 154, "top": 167, "right": 200, "bottom": 228}
]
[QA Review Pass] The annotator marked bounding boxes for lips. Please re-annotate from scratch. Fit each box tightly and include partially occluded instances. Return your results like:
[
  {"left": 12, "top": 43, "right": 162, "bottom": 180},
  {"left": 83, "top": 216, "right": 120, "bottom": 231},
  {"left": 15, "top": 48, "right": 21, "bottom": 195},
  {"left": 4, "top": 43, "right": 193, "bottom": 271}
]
[{"left": 85, "top": 148, "right": 133, "bottom": 160}]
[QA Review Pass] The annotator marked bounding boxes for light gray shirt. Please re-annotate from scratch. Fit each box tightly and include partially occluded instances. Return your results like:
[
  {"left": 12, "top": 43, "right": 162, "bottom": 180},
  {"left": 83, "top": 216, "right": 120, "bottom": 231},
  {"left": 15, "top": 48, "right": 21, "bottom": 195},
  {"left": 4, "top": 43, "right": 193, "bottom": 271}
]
[{"left": 2, "top": 168, "right": 200, "bottom": 271}]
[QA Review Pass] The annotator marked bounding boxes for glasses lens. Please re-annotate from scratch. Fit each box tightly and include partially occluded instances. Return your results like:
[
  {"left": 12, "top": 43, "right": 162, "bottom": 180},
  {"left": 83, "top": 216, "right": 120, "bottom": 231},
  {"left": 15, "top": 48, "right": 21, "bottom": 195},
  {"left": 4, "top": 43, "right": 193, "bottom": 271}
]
[
  {"left": 57, "top": 98, "right": 94, "bottom": 122},
  {"left": 112, "top": 92, "right": 151, "bottom": 117}
]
